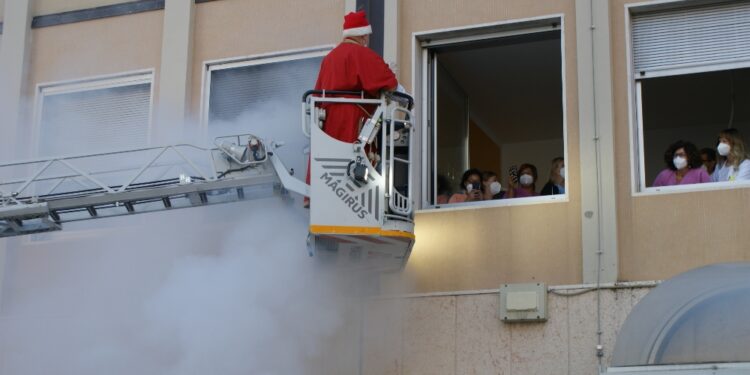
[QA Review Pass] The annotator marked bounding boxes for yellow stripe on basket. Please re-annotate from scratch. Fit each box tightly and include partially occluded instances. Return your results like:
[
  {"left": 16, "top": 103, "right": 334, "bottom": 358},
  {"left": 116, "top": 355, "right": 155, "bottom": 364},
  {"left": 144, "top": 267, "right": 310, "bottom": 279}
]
[{"left": 309, "top": 225, "right": 415, "bottom": 240}]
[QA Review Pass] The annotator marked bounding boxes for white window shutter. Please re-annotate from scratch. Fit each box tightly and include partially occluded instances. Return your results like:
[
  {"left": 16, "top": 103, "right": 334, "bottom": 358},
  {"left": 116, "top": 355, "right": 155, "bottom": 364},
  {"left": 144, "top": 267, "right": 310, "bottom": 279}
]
[
  {"left": 632, "top": 2, "right": 750, "bottom": 75},
  {"left": 39, "top": 82, "right": 151, "bottom": 157}
]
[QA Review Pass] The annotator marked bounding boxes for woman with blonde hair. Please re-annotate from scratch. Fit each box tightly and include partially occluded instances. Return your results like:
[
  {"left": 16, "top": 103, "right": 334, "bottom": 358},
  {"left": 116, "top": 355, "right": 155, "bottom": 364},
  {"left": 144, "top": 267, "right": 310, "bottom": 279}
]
[
  {"left": 713, "top": 128, "right": 750, "bottom": 182},
  {"left": 540, "top": 157, "right": 565, "bottom": 195}
]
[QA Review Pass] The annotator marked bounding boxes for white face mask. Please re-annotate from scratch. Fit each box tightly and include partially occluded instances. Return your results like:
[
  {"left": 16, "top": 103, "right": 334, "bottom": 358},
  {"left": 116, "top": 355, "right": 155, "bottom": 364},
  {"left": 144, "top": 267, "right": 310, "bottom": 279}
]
[
  {"left": 490, "top": 181, "right": 502, "bottom": 195},
  {"left": 559, "top": 167, "right": 566, "bottom": 179},
  {"left": 519, "top": 174, "right": 534, "bottom": 186},
  {"left": 717, "top": 142, "right": 731, "bottom": 157},
  {"left": 673, "top": 156, "right": 688, "bottom": 170}
]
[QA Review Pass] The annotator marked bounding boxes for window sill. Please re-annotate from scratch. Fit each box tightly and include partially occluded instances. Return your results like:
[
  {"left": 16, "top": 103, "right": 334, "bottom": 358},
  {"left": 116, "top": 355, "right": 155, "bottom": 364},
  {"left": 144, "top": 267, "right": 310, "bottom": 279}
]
[
  {"left": 417, "top": 194, "right": 569, "bottom": 214},
  {"left": 635, "top": 180, "right": 750, "bottom": 197}
]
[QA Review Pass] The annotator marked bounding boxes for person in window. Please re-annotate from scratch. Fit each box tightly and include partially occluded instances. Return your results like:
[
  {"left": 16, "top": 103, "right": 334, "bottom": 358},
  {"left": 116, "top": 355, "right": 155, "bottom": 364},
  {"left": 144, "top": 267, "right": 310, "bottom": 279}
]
[
  {"left": 540, "top": 157, "right": 565, "bottom": 195},
  {"left": 712, "top": 128, "right": 750, "bottom": 182},
  {"left": 436, "top": 174, "right": 452, "bottom": 204},
  {"left": 482, "top": 171, "right": 504, "bottom": 200},
  {"left": 700, "top": 147, "right": 718, "bottom": 179},
  {"left": 652, "top": 140, "right": 710, "bottom": 186},
  {"left": 506, "top": 163, "right": 538, "bottom": 198},
  {"left": 449, "top": 168, "right": 484, "bottom": 203},
  {"left": 304, "top": 10, "right": 399, "bottom": 207}
]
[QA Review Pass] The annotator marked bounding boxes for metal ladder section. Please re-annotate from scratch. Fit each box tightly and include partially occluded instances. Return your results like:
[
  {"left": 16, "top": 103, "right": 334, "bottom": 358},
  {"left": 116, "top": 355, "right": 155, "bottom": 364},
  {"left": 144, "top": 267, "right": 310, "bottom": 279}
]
[{"left": 0, "top": 136, "right": 288, "bottom": 238}]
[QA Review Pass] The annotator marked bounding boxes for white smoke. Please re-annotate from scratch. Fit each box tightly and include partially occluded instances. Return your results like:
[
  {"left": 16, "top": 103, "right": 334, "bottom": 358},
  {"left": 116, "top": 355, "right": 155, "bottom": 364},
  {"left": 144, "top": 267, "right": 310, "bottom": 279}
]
[
  {"left": 0, "top": 90, "right": 365, "bottom": 373},
  {"left": 0, "top": 198, "right": 359, "bottom": 375}
]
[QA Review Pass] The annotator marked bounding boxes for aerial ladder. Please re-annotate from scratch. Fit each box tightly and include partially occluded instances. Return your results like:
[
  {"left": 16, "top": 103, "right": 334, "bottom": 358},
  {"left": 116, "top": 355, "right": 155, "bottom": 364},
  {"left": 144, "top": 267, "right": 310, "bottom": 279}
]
[{"left": 0, "top": 91, "right": 416, "bottom": 272}]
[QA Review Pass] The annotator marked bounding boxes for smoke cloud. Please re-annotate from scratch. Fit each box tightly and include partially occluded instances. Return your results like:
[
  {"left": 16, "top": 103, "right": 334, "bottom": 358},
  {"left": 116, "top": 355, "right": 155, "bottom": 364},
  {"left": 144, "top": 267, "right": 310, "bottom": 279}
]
[
  {"left": 0, "top": 197, "right": 360, "bottom": 375},
  {"left": 0, "top": 71, "right": 365, "bottom": 373}
]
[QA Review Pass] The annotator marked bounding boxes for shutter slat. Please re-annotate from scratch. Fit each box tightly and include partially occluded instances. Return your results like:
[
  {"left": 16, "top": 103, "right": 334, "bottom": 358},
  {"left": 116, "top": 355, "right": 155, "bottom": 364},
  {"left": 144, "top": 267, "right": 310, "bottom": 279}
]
[
  {"left": 40, "top": 83, "right": 151, "bottom": 156},
  {"left": 632, "top": 2, "right": 750, "bottom": 73}
]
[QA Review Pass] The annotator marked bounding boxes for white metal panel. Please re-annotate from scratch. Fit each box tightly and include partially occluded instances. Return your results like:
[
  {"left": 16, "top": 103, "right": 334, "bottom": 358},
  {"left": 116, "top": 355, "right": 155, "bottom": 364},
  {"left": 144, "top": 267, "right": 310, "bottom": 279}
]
[{"left": 632, "top": 1, "right": 750, "bottom": 75}]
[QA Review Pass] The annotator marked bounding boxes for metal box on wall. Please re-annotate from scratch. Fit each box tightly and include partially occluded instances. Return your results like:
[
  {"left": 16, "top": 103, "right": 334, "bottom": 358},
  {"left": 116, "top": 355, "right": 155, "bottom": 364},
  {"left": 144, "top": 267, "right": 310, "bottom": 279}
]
[{"left": 498, "top": 283, "right": 547, "bottom": 322}]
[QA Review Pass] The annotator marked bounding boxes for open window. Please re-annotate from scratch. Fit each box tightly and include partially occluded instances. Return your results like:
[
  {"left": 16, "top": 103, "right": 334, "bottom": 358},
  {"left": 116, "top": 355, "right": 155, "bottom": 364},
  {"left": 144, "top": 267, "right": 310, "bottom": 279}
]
[
  {"left": 419, "top": 18, "right": 567, "bottom": 208},
  {"left": 629, "top": 1, "right": 750, "bottom": 193},
  {"left": 203, "top": 48, "right": 328, "bottom": 183}
]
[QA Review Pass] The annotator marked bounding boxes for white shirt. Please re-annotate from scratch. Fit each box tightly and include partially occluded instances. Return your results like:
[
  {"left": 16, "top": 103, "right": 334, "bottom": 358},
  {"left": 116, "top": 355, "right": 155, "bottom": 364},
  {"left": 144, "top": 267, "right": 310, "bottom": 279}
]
[{"left": 712, "top": 159, "right": 750, "bottom": 182}]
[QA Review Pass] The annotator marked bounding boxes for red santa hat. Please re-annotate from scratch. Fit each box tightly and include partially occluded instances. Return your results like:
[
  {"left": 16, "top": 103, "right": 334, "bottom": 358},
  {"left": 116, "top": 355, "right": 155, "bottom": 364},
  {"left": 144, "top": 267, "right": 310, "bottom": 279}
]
[{"left": 343, "top": 11, "right": 372, "bottom": 37}]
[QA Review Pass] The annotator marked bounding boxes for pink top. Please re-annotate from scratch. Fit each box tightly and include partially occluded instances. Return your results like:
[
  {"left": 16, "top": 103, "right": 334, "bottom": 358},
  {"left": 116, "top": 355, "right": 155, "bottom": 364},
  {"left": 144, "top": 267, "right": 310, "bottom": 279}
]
[
  {"left": 652, "top": 168, "right": 711, "bottom": 187},
  {"left": 511, "top": 187, "right": 537, "bottom": 198},
  {"left": 448, "top": 193, "right": 468, "bottom": 203}
]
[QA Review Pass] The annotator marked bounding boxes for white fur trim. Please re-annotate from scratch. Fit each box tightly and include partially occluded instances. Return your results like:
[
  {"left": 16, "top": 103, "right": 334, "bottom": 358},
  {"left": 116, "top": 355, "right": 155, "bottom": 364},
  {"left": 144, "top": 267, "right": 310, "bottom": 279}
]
[{"left": 343, "top": 25, "right": 372, "bottom": 37}]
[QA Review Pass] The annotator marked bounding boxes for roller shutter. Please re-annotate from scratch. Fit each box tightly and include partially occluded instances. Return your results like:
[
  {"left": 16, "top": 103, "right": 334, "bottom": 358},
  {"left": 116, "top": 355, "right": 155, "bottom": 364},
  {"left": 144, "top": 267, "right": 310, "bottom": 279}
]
[
  {"left": 632, "top": 1, "right": 750, "bottom": 75},
  {"left": 38, "top": 82, "right": 152, "bottom": 157}
]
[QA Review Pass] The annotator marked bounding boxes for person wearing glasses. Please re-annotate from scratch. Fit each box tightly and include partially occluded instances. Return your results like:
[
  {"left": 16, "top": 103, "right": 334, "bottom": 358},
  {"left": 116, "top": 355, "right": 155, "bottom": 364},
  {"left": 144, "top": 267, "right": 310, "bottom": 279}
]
[{"left": 652, "top": 140, "right": 710, "bottom": 187}]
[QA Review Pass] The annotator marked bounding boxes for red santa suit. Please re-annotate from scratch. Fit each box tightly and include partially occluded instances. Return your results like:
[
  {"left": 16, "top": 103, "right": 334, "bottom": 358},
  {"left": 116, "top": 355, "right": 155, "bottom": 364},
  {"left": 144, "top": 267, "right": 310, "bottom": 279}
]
[
  {"left": 314, "top": 41, "right": 398, "bottom": 143},
  {"left": 304, "top": 11, "right": 398, "bottom": 199}
]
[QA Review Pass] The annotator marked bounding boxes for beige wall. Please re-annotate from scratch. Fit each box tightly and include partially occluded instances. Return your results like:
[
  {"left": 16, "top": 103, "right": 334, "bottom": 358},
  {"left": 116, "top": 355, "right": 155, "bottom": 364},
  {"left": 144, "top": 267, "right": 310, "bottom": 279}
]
[
  {"left": 32, "top": 0, "right": 125, "bottom": 17},
  {"left": 610, "top": 0, "right": 750, "bottom": 282},
  {"left": 21, "top": 10, "right": 163, "bottom": 153},
  {"left": 391, "top": 0, "right": 582, "bottom": 293},
  {"left": 363, "top": 286, "right": 653, "bottom": 375},
  {"left": 189, "top": 0, "right": 344, "bottom": 118},
  {"left": 27, "top": 10, "right": 163, "bottom": 84}
]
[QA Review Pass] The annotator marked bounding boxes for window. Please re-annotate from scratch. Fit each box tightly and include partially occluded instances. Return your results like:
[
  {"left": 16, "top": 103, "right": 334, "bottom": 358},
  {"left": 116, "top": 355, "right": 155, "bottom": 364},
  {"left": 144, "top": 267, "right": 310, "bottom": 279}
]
[
  {"left": 629, "top": 1, "right": 750, "bottom": 193},
  {"left": 35, "top": 72, "right": 153, "bottom": 157},
  {"left": 203, "top": 49, "right": 328, "bottom": 182},
  {"left": 418, "top": 18, "right": 567, "bottom": 208},
  {"left": 28, "top": 71, "right": 154, "bottom": 242}
]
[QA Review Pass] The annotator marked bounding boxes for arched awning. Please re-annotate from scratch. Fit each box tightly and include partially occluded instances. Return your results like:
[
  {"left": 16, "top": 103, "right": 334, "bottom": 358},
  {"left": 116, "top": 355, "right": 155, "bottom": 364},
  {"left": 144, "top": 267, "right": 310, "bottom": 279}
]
[{"left": 608, "top": 263, "right": 750, "bottom": 373}]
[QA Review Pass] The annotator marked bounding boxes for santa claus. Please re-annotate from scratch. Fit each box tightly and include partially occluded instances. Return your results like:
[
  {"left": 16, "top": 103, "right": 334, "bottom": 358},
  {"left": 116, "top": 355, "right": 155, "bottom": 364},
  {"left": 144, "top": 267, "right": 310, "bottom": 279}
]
[{"left": 304, "top": 10, "right": 399, "bottom": 207}]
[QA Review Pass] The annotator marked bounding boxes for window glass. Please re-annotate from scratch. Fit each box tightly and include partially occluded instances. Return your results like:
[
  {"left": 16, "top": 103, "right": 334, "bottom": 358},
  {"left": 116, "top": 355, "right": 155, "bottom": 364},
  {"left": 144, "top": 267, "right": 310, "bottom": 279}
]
[
  {"left": 426, "top": 30, "right": 565, "bottom": 206},
  {"left": 639, "top": 68, "right": 750, "bottom": 188},
  {"left": 208, "top": 56, "right": 324, "bottom": 182}
]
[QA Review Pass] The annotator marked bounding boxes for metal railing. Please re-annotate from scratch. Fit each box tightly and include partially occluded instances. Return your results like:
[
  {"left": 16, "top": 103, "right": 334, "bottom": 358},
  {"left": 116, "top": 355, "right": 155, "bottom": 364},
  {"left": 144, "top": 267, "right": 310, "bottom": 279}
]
[
  {"left": 302, "top": 90, "right": 415, "bottom": 219},
  {"left": 386, "top": 105, "right": 414, "bottom": 217},
  {"left": 0, "top": 143, "right": 221, "bottom": 207}
]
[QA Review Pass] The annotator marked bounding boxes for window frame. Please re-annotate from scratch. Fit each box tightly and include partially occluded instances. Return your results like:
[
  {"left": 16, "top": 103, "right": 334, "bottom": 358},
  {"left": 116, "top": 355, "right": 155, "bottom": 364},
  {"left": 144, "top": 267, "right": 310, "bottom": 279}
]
[
  {"left": 625, "top": 0, "right": 750, "bottom": 196},
  {"left": 199, "top": 45, "right": 334, "bottom": 133},
  {"left": 412, "top": 14, "right": 570, "bottom": 212},
  {"left": 32, "top": 69, "right": 155, "bottom": 158},
  {"left": 25, "top": 69, "right": 155, "bottom": 244}
]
